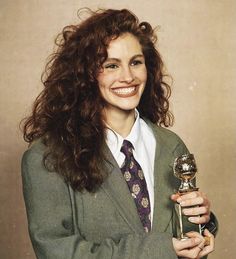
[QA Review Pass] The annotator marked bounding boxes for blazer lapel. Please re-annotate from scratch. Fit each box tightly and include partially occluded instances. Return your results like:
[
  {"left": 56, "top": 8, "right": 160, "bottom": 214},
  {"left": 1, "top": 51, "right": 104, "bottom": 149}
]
[
  {"left": 150, "top": 125, "right": 174, "bottom": 233},
  {"left": 101, "top": 144, "right": 144, "bottom": 233}
]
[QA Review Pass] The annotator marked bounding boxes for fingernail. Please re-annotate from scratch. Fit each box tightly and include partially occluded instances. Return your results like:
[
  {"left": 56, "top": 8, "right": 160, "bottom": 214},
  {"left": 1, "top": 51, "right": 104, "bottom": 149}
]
[
  {"left": 177, "top": 198, "right": 182, "bottom": 203},
  {"left": 180, "top": 201, "right": 186, "bottom": 206},
  {"left": 189, "top": 217, "right": 197, "bottom": 223}
]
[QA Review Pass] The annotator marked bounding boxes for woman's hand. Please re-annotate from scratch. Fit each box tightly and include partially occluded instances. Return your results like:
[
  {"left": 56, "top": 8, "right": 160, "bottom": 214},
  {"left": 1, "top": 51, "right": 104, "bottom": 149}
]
[
  {"left": 172, "top": 229, "right": 214, "bottom": 259},
  {"left": 171, "top": 191, "right": 211, "bottom": 224}
]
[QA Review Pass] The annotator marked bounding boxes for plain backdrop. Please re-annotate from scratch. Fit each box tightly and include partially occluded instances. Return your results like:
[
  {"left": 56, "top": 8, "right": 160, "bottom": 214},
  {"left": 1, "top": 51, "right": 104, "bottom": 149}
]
[{"left": 0, "top": 1, "right": 235, "bottom": 258}]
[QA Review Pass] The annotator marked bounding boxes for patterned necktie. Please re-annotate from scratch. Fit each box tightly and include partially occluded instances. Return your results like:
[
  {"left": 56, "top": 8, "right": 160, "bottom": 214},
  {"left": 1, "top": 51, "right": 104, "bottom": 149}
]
[{"left": 120, "top": 140, "right": 151, "bottom": 233}]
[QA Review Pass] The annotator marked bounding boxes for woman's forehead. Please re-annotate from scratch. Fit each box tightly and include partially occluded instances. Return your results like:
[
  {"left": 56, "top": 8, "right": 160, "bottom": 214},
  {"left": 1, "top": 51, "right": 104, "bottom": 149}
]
[{"left": 106, "top": 33, "right": 143, "bottom": 58}]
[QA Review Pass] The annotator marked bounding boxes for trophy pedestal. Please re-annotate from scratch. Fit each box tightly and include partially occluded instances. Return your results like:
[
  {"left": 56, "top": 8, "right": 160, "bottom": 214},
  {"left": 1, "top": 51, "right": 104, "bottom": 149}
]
[{"left": 174, "top": 201, "right": 201, "bottom": 240}]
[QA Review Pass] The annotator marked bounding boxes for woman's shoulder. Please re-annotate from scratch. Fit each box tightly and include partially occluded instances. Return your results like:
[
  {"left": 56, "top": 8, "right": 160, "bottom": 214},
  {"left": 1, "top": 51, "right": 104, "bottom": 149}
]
[
  {"left": 21, "top": 139, "right": 47, "bottom": 168},
  {"left": 143, "top": 119, "right": 189, "bottom": 154},
  {"left": 23, "top": 138, "right": 46, "bottom": 155},
  {"left": 21, "top": 139, "right": 70, "bottom": 205},
  {"left": 21, "top": 139, "right": 66, "bottom": 187},
  {"left": 145, "top": 120, "right": 184, "bottom": 142}
]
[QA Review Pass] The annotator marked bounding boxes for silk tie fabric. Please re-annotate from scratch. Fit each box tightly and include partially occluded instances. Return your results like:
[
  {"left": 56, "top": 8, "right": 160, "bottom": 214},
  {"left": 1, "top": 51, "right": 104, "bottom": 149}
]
[{"left": 120, "top": 140, "right": 151, "bottom": 232}]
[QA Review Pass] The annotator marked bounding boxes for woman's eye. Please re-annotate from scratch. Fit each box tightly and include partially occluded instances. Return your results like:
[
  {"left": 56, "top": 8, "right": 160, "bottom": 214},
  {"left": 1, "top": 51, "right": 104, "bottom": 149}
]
[
  {"left": 104, "top": 64, "right": 118, "bottom": 69},
  {"left": 131, "top": 60, "right": 143, "bottom": 66}
]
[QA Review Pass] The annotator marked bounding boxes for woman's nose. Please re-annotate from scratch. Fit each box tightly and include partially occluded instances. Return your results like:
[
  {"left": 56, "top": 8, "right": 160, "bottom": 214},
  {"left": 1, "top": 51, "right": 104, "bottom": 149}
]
[{"left": 119, "top": 66, "right": 134, "bottom": 83}]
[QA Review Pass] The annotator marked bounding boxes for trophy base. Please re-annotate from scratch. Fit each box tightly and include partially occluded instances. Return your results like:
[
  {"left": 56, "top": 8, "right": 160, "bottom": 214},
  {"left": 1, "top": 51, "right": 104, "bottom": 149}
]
[{"left": 179, "top": 235, "right": 210, "bottom": 246}]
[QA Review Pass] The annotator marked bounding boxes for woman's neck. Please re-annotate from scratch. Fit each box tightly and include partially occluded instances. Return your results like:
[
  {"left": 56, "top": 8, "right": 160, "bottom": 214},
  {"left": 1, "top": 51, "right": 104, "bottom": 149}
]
[{"left": 103, "top": 108, "right": 136, "bottom": 138}]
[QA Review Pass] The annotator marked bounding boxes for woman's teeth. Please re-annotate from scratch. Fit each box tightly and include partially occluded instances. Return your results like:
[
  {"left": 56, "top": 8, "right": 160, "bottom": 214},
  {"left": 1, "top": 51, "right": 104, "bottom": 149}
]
[{"left": 113, "top": 87, "right": 135, "bottom": 95}]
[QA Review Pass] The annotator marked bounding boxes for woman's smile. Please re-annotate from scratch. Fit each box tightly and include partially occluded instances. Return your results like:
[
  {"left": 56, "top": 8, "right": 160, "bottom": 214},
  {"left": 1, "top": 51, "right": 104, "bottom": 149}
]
[{"left": 111, "top": 85, "right": 138, "bottom": 97}]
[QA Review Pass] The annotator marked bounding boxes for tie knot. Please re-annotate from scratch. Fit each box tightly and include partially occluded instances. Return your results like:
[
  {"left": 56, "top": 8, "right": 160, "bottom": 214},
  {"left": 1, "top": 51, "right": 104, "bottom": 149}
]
[{"left": 120, "top": 140, "right": 134, "bottom": 158}]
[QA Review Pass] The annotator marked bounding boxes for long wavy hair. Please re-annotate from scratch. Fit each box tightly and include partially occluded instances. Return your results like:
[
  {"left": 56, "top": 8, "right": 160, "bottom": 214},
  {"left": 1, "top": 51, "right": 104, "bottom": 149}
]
[{"left": 22, "top": 8, "right": 173, "bottom": 192}]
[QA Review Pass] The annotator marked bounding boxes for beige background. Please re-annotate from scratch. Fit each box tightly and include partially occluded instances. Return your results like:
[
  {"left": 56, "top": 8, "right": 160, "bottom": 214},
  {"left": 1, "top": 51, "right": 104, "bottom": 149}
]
[{"left": 0, "top": 0, "right": 235, "bottom": 258}]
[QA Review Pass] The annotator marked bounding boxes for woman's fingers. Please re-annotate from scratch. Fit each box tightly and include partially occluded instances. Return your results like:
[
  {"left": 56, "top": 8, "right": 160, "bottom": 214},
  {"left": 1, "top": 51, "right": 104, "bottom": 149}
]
[
  {"left": 172, "top": 191, "right": 211, "bottom": 225},
  {"left": 188, "top": 214, "right": 210, "bottom": 224},
  {"left": 198, "top": 229, "right": 215, "bottom": 257},
  {"left": 172, "top": 232, "right": 205, "bottom": 259}
]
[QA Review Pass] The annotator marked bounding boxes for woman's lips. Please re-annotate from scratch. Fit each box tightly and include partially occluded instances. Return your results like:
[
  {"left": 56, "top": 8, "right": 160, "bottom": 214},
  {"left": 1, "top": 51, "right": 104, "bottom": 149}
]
[{"left": 111, "top": 86, "right": 138, "bottom": 97}]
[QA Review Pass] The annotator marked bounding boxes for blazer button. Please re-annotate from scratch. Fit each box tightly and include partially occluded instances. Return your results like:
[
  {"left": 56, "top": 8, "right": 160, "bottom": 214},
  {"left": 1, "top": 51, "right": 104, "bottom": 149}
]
[{"left": 62, "top": 220, "right": 72, "bottom": 230}]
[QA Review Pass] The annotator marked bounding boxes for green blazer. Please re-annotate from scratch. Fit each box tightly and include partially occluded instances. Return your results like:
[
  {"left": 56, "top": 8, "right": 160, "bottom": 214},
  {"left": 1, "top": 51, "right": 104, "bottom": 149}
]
[{"left": 22, "top": 123, "right": 196, "bottom": 259}]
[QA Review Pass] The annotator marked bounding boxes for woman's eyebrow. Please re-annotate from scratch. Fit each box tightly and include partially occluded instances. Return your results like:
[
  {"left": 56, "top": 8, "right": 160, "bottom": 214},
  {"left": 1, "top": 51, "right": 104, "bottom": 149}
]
[
  {"left": 105, "top": 54, "right": 144, "bottom": 63},
  {"left": 104, "top": 58, "right": 121, "bottom": 63},
  {"left": 131, "top": 54, "right": 145, "bottom": 59}
]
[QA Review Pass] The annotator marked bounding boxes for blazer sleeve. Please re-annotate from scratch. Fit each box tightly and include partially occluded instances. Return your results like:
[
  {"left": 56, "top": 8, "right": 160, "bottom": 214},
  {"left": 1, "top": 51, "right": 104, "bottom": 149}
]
[{"left": 21, "top": 144, "right": 178, "bottom": 259}]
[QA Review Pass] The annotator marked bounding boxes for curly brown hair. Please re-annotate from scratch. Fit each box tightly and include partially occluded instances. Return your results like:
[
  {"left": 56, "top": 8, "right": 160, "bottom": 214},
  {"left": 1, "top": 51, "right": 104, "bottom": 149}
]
[{"left": 22, "top": 8, "right": 173, "bottom": 192}]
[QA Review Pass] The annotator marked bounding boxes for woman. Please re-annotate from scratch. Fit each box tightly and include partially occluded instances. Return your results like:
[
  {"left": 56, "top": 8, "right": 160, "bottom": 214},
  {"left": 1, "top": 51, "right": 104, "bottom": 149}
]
[{"left": 22, "top": 8, "right": 216, "bottom": 258}]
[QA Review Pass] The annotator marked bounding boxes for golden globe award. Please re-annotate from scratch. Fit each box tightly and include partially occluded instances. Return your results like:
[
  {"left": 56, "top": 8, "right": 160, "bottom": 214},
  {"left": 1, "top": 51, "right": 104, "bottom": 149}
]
[{"left": 173, "top": 154, "right": 201, "bottom": 239}]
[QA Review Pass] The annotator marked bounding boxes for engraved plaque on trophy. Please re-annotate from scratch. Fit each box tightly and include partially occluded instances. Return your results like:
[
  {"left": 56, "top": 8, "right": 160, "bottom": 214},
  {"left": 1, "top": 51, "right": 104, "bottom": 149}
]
[{"left": 173, "top": 154, "right": 201, "bottom": 239}]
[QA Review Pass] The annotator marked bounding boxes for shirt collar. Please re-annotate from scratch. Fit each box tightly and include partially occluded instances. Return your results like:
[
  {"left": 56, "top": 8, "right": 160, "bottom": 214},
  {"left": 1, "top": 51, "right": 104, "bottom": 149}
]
[
  {"left": 126, "top": 110, "right": 140, "bottom": 151},
  {"left": 105, "top": 109, "right": 141, "bottom": 154}
]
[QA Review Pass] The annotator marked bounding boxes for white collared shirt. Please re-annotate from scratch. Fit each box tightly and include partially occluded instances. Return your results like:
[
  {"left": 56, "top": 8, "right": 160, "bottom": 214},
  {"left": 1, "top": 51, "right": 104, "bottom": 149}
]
[{"left": 105, "top": 110, "right": 156, "bottom": 225}]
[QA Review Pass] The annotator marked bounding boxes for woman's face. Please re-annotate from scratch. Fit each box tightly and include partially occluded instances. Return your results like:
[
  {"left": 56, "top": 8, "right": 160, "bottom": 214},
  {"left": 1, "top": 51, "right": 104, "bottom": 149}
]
[{"left": 97, "top": 33, "right": 147, "bottom": 118}]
